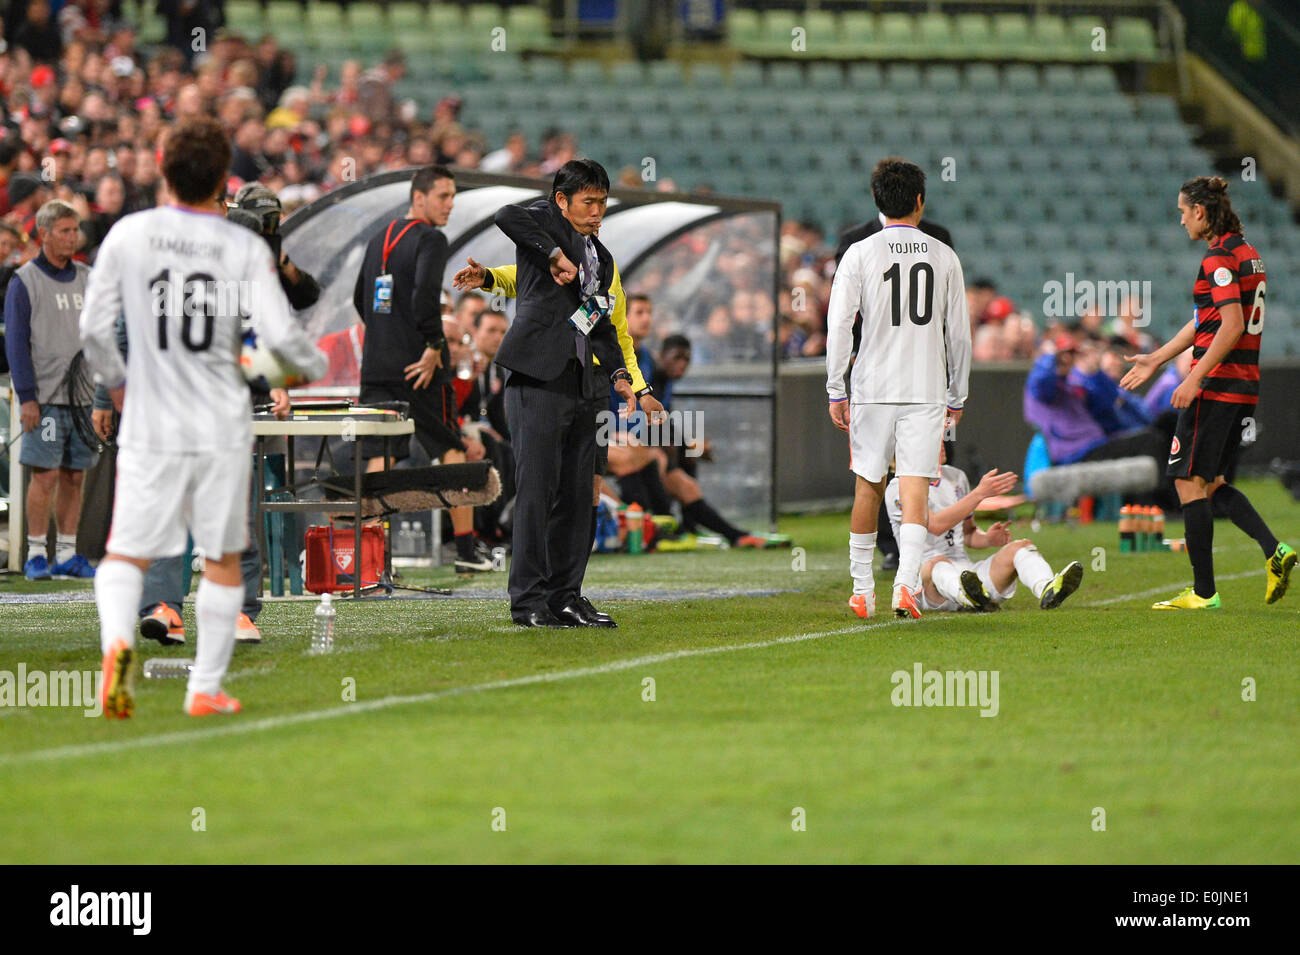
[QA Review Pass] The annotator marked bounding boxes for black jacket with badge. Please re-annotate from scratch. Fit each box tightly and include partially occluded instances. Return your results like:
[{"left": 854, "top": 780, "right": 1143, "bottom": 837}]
[{"left": 492, "top": 197, "right": 625, "bottom": 399}]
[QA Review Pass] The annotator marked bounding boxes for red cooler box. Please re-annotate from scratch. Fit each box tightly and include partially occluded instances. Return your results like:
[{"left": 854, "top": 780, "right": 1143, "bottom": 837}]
[{"left": 305, "top": 524, "right": 384, "bottom": 594}]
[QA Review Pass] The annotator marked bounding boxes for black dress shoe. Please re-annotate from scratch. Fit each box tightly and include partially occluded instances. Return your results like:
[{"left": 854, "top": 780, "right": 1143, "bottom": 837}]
[
  {"left": 549, "top": 601, "right": 594, "bottom": 628},
  {"left": 579, "top": 596, "right": 617, "bottom": 628},
  {"left": 512, "top": 609, "right": 574, "bottom": 628}
]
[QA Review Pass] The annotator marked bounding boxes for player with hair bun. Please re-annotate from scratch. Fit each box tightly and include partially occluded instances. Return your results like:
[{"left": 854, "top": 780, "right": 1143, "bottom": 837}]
[{"left": 1122, "top": 176, "right": 1295, "bottom": 609}]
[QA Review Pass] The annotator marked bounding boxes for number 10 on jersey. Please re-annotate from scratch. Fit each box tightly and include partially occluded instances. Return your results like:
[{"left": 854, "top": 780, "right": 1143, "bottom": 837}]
[{"left": 884, "top": 262, "right": 934, "bottom": 327}]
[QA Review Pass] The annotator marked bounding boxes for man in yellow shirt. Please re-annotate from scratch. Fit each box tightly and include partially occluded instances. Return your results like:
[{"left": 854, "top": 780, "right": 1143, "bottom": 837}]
[{"left": 454, "top": 254, "right": 664, "bottom": 627}]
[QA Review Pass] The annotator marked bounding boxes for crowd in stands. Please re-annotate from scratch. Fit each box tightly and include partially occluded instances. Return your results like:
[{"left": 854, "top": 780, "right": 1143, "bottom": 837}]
[{"left": 0, "top": 6, "right": 1165, "bottom": 374}]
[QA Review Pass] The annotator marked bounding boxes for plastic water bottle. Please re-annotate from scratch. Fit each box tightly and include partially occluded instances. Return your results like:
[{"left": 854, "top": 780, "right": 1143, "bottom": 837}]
[
  {"left": 398, "top": 520, "right": 412, "bottom": 556},
  {"left": 311, "top": 593, "right": 336, "bottom": 654},
  {"left": 412, "top": 520, "right": 425, "bottom": 556},
  {"left": 626, "top": 504, "right": 644, "bottom": 554},
  {"left": 143, "top": 658, "right": 194, "bottom": 679}
]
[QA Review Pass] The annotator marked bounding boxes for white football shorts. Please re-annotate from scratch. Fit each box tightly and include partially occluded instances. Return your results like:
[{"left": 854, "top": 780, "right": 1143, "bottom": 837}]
[
  {"left": 106, "top": 446, "right": 251, "bottom": 559},
  {"left": 920, "top": 554, "right": 1018, "bottom": 611},
  {"left": 848, "top": 401, "right": 945, "bottom": 483}
]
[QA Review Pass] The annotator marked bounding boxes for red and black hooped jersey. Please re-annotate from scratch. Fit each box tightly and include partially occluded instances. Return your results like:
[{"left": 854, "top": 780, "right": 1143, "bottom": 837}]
[{"left": 1191, "top": 232, "right": 1266, "bottom": 405}]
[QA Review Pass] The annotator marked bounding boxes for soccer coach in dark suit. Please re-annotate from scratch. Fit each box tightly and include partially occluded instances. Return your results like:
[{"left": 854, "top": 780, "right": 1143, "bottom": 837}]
[{"left": 493, "top": 158, "right": 636, "bottom": 628}]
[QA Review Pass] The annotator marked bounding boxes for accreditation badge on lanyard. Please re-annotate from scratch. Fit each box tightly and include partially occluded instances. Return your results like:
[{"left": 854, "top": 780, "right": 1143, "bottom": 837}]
[
  {"left": 374, "top": 219, "right": 418, "bottom": 314},
  {"left": 569, "top": 294, "right": 610, "bottom": 336}
]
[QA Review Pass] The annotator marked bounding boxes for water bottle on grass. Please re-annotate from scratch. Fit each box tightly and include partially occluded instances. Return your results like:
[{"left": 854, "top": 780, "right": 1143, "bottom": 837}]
[{"left": 311, "top": 593, "right": 336, "bottom": 654}]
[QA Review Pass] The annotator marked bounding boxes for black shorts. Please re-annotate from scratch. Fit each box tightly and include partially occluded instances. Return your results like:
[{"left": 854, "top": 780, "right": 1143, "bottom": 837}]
[
  {"left": 359, "top": 381, "right": 460, "bottom": 463},
  {"left": 1167, "top": 397, "right": 1251, "bottom": 482}
]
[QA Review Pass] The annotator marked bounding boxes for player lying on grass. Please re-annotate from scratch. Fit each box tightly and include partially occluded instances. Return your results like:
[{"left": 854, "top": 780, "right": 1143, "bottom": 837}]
[{"left": 867, "top": 442, "right": 1083, "bottom": 618}]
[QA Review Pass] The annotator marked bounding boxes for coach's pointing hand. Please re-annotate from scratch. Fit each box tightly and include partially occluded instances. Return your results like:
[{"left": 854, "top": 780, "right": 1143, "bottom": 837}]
[
  {"left": 453, "top": 257, "right": 488, "bottom": 291},
  {"left": 828, "top": 400, "right": 849, "bottom": 433}
]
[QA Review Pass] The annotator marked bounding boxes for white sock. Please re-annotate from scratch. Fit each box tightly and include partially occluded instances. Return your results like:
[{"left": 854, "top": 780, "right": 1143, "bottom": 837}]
[
  {"left": 94, "top": 560, "right": 143, "bottom": 654},
  {"left": 55, "top": 533, "right": 76, "bottom": 564},
  {"left": 188, "top": 578, "right": 243, "bottom": 698},
  {"left": 895, "top": 523, "right": 927, "bottom": 593},
  {"left": 27, "top": 533, "right": 46, "bottom": 559},
  {"left": 930, "top": 560, "right": 965, "bottom": 605},
  {"left": 849, "top": 531, "right": 876, "bottom": 596},
  {"left": 1013, "top": 545, "right": 1054, "bottom": 599}
]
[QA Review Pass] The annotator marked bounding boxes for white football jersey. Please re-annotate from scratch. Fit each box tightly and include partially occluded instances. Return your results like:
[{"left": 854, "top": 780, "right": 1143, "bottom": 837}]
[
  {"left": 826, "top": 224, "right": 971, "bottom": 407},
  {"left": 885, "top": 464, "right": 973, "bottom": 563},
  {"left": 80, "top": 206, "right": 327, "bottom": 453}
]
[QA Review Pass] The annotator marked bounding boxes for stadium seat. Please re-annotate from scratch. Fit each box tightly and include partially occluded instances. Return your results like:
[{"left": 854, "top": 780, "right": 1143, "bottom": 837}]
[
  {"left": 1030, "top": 15, "right": 1072, "bottom": 58},
  {"left": 768, "top": 62, "right": 805, "bottom": 89},
  {"left": 729, "top": 8, "right": 761, "bottom": 49},
  {"left": 838, "top": 11, "right": 876, "bottom": 57},
  {"left": 1115, "top": 17, "right": 1161, "bottom": 61},
  {"left": 952, "top": 13, "right": 995, "bottom": 58},
  {"left": 648, "top": 60, "right": 686, "bottom": 88},
  {"left": 807, "top": 63, "right": 843, "bottom": 90},
  {"left": 1069, "top": 16, "right": 1108, "bottom": 60},
  {"left": 266, "top": 3, "right": 302, "bottom": 29},
  {"left": 390, "top": 4, "right": 426, "bottom": 30},
  {"left": 764, "top": 10, "right": 799, "bottom": 56},
  {"left": 878, "top": 13, "right": 916, "bottom": 56},
  {"left": 1077, "top": 65, "right": 1121, "bottom": 95},
  {"left": 688, "top": 62, "right": 724, "bottom": 88},
  {"left": 918, "top": 12, "right": 954, "bottom": 58},
  {"left": 523, "top": 57, "right": 564, "bottom": 84},
  {"left": 610, "top": 61, "right": 645, "bottom": 87},
  {"left": 569, "top": 59, "right": 607, "bottom": 85},
  {"left": 847, "top": 61, "right": 883, "bottom": 91},
  {"left": 467, "top": 4, "right": 503, "bottom": 37},
  {"left": 924, "top": 64, "right": 962, "bottom": 94},
  {"left": 730, "top": 61, "right": 764, "bottom": 89},
  {"left": 1041, "top": 64, "right": 1077, "bottom": 93},
  {"left": 805, "top": 10, "right": 838, "bottom": 56},
  {"left": 964, "top": 63, "right": 1000, "bottom": 93},
  {"left": 307, "top": 4, "right": 344, "bottom": 31},
  {"left": 993, "top": 13, "right": 1032, "bottom": 58},
  {"left": 1003, "top": 63, "right": 1040, "bottom": 93},
  {"left": 430, "top": 4, "right": 465, "bottom": 32},
  {"left": 226, "top": 1, "right": 260, "bottom": 26},
  {"left": 507, "top": 6, "right": 551, "bottom": 48},
  {"left": 885, "top": 62, "right": 922, "bottom": 91}
]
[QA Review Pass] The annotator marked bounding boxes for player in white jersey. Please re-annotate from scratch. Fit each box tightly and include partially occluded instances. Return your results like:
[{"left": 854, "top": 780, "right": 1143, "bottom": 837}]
[
  {"left": 80, "top": 118, "right": 327, "bottom": 718},
  {"left": 826, "top": 159, "right": 971, "bottom": 620},
  {"left": 884, "top": 442, "right": 1084, "bottom": 613}
]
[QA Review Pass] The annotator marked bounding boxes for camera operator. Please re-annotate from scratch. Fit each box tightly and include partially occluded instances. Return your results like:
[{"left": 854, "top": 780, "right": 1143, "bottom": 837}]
[{"left": 227, "top": 182, "right": 320, "bottom": 311}]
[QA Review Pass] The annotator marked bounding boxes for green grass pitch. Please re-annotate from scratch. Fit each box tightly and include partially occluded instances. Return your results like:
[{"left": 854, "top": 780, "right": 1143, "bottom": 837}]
[{"left": 1, "top": 478, "right": 1297, "bottom": 863}]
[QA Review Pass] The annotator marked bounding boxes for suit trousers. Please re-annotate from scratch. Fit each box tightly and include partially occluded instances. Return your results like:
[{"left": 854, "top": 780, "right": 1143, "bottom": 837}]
[{"left": 504, "top": 359, "right": 596, "bottom": 614}]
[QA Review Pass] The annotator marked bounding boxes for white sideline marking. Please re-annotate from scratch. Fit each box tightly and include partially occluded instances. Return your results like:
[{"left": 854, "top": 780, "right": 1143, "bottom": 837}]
[
  {"left": 1, "top": 617, "right": 947, "bottom": 766},
  {"left": 1082, "top": 569, "right": 1255, "bottom": 607}
]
